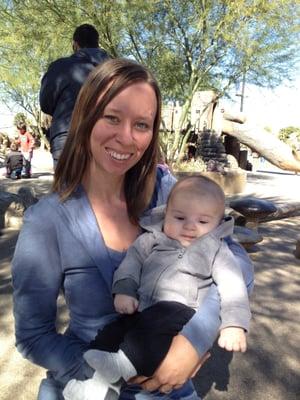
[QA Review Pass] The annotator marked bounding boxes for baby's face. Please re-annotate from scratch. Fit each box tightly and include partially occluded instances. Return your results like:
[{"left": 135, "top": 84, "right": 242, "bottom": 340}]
[{"left": 163, "top": 191, "right": 223, "bottom": 247}]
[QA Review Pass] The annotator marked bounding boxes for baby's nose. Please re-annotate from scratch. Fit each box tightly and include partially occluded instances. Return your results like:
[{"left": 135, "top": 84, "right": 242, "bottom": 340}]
[{"left": 184, "top": 221, "right": 196, "bottom": 230}]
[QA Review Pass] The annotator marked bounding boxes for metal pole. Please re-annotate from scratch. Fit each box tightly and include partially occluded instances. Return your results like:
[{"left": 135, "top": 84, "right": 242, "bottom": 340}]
[{"left": 240, "top": 72, "right": 246, "bottom": 112}]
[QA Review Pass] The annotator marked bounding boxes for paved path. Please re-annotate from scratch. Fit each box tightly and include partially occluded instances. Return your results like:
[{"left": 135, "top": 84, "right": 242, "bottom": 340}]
[{"left": 0, "top": 153, "right": 299, "bottom": 399}]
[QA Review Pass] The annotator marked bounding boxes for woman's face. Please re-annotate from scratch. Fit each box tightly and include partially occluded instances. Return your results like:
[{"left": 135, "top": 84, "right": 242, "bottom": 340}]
[{"left": 89, "top": 82, "right": 157, "bottom": 178}]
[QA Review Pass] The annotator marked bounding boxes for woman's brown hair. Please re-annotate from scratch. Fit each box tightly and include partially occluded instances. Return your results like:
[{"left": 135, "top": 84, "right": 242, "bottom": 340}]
[{"left": 53, "top": 58, "right": 161, "bottom": 223}]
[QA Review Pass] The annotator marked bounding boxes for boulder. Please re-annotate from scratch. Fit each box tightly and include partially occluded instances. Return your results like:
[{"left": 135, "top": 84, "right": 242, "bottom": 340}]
[
  {"left": 232, "top": 225, "right": 263, "bottom": 250},
  {"left": 294, "top": 239, "right": 300, "bottom": 259},
  {"left": 229, "top": 197, "right": 277, "bottom": 229},
  {"left": 0, "top": 186, "right": 38, "bottom": 230},
  {"left": 4, "top": 201, "right": 26, "bottom": 229}
]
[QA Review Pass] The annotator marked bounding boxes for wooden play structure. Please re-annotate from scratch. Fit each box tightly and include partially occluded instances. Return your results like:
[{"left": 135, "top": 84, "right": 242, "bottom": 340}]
[{"left": 162, "top": 91, "right": 300, "bottom": 173}]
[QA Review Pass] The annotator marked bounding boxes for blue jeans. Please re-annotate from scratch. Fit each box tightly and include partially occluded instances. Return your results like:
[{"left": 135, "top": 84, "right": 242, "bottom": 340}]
[
  {"left": 37, "top": 376, "right": 64, "bottom": 400},
  {"left": 7, "top": 167, "right": 22, "bottom": 180},
  {"left": 120, "top": 381, "right": 200, "bottom": 400},
  {"left": 50, "top": 133, "right": 67, "bottom": 169},
  {"left": 37, "top": 376, "right": 200, "bottom": 400}
]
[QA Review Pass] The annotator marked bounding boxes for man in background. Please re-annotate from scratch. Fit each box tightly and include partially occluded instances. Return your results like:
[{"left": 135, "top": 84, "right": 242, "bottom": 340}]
[{"left": 40, "top": 24, "right": 109, "bottom": 166}]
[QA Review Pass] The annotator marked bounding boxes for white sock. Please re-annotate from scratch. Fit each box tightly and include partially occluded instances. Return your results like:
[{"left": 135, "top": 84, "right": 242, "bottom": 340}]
[
  {"left": 63, "top": 373, "right": 111, "bottom": 400},
  {"left": 84, "top": 349, "right": 137, "bottom": 383}
]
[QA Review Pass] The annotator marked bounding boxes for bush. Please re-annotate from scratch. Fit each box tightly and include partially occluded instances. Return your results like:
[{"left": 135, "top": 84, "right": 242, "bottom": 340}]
[{"left": 173, "top": 158, "right": 206, "bottom": 172}]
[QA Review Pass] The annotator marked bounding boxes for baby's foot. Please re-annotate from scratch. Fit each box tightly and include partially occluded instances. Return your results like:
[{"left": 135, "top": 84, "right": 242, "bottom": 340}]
[
  {"left": 84, "top": 349, "right": 136, "bottom": 383},
  {"left": 63, "top": 372, "right": 114, "bottom": 400}
]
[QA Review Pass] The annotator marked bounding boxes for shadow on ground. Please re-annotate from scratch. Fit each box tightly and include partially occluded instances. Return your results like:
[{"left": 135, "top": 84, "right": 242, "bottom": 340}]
[
  {"left": 0, "top": 174, "right": 53, "bottom": 198},
  {"left": 0, "top": 225, "right": 68, "bottom": 400},
  {"left": 194, "top": 217, "right": 300, "bottom": 400},
  {"left": 1, "top": 171, "right": 300, "bottom": 400}
]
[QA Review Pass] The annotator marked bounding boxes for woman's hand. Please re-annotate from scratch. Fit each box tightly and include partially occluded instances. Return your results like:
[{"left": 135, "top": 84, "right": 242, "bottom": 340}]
[{"left": 129, "top": 334, "right": 210, "bottom": 393}]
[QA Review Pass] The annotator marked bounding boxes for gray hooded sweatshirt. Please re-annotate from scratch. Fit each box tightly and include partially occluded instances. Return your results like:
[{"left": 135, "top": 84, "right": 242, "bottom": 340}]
[{"left": 113, "top": 206, "right": 251, "bottom": 331}]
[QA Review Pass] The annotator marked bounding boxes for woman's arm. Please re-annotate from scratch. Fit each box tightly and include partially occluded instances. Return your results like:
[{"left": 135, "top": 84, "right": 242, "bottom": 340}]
[{"left": 12, "top": 202, "right": 93, "bottom": 385}]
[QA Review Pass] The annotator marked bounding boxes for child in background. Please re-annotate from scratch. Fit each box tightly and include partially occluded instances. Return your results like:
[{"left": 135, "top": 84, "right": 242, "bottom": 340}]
[
  {"left": 16, "top": 124, "right": 35, "bottom": 178},
  {"left": 5, "top": 142, "right": 24, "bottom": 180},
  {"left": 64, "top": 175, "right": 251, "bottom": 400}
]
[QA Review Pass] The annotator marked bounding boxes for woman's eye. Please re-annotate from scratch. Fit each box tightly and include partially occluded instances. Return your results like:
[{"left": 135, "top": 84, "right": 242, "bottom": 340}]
[
  {"left": 135, "top": 121, "right": 149, "bottom": 130},
  {"left": 104, "top": 115, "right": 119, "bottom": 124}
]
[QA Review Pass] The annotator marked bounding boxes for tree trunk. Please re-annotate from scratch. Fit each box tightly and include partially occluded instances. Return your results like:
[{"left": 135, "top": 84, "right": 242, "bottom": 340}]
[{"left": 222, "top": 120, "right": 300, "bottom": 172}]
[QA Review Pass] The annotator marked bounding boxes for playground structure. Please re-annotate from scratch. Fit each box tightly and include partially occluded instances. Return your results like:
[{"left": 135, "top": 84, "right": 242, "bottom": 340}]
[{"left": 162, "top": 91, "right": 300, "bottom": 173}]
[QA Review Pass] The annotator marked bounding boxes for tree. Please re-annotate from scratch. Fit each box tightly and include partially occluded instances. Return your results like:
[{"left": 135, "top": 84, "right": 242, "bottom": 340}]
[
  {"left": 0, "top": 0, "right": 299, "bottom": 164},
  {"left": 278, "top": 126, "right": 300, "bottom": 147},
  {"left": 13, "top": 112, "right": 28, "bottom": 128},
  {"left": 0, "top": 0, "right": 123, "bottom": 143},
  {"left": 116, "top": 0, "right": 300, "bottom": 163},
  {"left": 222, "top": 118, "right": 300, "bottom": 172}
]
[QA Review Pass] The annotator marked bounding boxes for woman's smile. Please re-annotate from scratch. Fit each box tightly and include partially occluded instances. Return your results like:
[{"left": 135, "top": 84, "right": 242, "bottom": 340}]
[
  {"left": 88, "top": 82, "right": 157, "bottom": 177},
  {"left": 105, "top": 148, "right": 133, "bottom": 161}
]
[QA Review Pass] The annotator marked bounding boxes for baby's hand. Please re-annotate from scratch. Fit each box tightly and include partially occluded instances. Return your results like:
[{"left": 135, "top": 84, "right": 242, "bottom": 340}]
[
  {"left": 114, "top": 294, "right": 139, "bottom": 314},
  {"left": 218, "top": 327, "right": 247, "bottom": 352}
]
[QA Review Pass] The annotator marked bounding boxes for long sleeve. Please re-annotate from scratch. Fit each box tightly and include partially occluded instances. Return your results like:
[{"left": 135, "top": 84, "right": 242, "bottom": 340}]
[
  {"left": 39, "top": 61, "right": 62, "bottom": 116},
  {"left": 12, "top": 201, "right": 93, "bottom": 385},
  {"left": 112, "top": 233, "right": 155, "bottom": 298},
  {"left": 212, "top": 242, "right": 251, "bottom": 331},
  {"left": 180, "top": 239, "right": 254, "bottom": 357}
]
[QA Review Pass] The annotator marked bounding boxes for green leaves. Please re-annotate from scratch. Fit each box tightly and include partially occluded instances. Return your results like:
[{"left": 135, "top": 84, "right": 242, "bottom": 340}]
[{"left": 0, "top": 0, "right": 299, "bottom": 157}]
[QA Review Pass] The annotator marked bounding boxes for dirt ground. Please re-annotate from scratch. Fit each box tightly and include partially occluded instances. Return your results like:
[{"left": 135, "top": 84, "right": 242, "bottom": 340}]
[{"left": 0, "top": 152, "right": 299, "bottom": 399}]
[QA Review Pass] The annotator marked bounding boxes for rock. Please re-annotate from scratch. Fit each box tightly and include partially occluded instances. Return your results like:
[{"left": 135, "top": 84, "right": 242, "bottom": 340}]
[
  {"left": 232, "top": 225, "right": 264, "bottom": 250},
  {"left": 4, "top": 201, "right": 26, "bottom": 229},
  {"left": 294, "top": 239, "right": 300, "bottom": 259},
  {"left": 229, "top": 197, "right": 277, "bottom": 229},
  {"left": 0, "top": 191, "right": 21, "bottom": 229},
  {"left": 260, "top": 202, "right": 300, "bottom": 221},
  {"left": 17, "top": 186, "right": 38, "bottom": 208},
  {"left": 227, "top": 208, "right": 247, "bottom": 226},
  {"left": 0, "top": 186, "right": 38, "bottom": 229}
]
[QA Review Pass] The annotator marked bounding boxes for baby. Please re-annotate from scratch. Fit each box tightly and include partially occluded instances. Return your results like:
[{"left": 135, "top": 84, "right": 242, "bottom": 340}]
[{"left": 64, "top": 175, "right": 251, "bottom": 400}]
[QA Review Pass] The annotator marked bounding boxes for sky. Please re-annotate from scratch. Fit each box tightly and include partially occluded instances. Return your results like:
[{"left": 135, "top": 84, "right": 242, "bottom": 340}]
[
  {"left": 0, "top": 102, "right": 19, "bottom": 136},
  {"left": 221, "top": 77, "right": 300, "bottom": 133},
  {"left": 1, "top": 76, "right": 300, "bottom": 137}
]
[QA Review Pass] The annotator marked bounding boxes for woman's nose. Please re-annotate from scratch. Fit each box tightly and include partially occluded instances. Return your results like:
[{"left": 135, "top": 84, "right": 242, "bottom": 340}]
[{"left": 116, "top": 122, "right": 134, "bottom": 145}]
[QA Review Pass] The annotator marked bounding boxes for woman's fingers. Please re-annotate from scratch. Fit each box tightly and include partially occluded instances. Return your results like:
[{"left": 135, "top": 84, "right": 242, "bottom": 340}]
[
  {"left": 191, "top": 352, "right": 211, "bottom": 378},
  {"left": 128, "top": 337, "right": 211, "bottom": 394},
  {"left": 128, "top": 375, "right": 149, "bottom": 385}
]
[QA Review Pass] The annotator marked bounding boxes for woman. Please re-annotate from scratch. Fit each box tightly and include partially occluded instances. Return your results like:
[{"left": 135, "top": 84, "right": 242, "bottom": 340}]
[{"left": 12, "top": 58, "right": 253, "bottom": 400}]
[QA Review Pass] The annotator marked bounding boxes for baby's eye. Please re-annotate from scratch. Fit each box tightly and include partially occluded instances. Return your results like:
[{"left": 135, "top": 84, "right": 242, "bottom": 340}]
[
  {"left": 104, "top": 115, "right": 119, "bottom": 124},
  {"left": 199, "top": 220, "right": 208, "bottom": 224},
  {"left": 175, "top": 216, "right": 185, "bottom": 221}
]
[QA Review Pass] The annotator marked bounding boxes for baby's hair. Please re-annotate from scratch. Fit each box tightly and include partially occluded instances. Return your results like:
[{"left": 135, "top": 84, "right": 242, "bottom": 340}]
[{"left": 167, "top": 175, "right": 225, "bottom": 212}]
